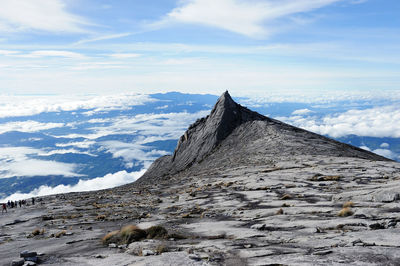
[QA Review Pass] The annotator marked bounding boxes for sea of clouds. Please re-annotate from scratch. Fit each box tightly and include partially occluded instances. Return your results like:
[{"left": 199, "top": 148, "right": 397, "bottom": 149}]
[{"left": 0, "top": 91, "right": 399, "bottom": 201}]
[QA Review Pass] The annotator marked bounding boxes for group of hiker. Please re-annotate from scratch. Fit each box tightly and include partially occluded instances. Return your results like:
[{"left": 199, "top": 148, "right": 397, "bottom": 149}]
[{"left": 2, "top": 197, "right": 36, "bottom": 214}]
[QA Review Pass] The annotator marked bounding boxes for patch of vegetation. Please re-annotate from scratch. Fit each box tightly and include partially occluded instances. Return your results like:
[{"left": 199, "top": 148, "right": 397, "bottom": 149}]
[
  {"left": 343, "top": 201, "right": 354, "bottom": 208},
  {"left": 102, "top": 230, "right": 120, "bottom": 245},
  {"left": 280, "top": 194, "right": 292, "bottom": 200},
  {"left": 338, "top": 207, "right": 354, "bottom": 217},
  {"left": 28, "top": 228, "right": 45, "bottom": 238},
  {"left": 156, "top": 245, "right": 168, "bottom": 254},
  {"left": 311, "top": 174, "right": 342, "bottom": 181},
  {"left": 146, "top": 226, "right": 168, "bottom": 239},
  {"left": 95, "top": 214, "right": 107, "bottom": 221},
  {"left": 101, "top": 225, "right": 177, "bottom": 246},
  {"left": 55, "top": 230, "right": 67, "bottom": 238}
]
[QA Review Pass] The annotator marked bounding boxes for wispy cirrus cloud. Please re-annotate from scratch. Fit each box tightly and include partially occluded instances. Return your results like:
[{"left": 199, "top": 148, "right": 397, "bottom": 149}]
[
  {"left": 0, "top": 0, "right": 89, "bottom": 33},
  {"left": 20, "top": 50, "right": 86, "bottom": 59},
  {"left": 160, "top": 0, "right": 343, "bottom": 38},
  {"left": 73, "top": 32, "right": 132, "bottom": 45}
]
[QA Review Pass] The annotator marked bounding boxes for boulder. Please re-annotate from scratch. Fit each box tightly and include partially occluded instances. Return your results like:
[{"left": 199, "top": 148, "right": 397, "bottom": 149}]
[
  {"left": 10, "top": 259, "right": 24, "bottom": 266},
  {"left": 19, "top": 251, "right": 37, "bottom": 258}
]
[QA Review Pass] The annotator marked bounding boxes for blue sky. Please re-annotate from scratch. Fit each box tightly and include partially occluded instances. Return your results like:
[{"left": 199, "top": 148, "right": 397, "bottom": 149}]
[{"left": 0, "top": 0, "right": 399, "bottom": 96}]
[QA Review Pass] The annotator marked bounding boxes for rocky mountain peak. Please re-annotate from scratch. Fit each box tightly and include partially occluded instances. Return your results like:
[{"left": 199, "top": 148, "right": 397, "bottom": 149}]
[
  {"left": 136, "top": 91, "right": 389, "bottom": 185},
  {"left": 172, "top": 91, "right": 266, "bottom": 162}
]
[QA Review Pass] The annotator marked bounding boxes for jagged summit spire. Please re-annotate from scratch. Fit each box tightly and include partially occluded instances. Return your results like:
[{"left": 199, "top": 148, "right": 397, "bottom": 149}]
[
  {"left": 136, "top": 91, "right": 269, "bottom": 182},
  {"left": 210, "top": 90, "right": 237, "bottom": 116}
]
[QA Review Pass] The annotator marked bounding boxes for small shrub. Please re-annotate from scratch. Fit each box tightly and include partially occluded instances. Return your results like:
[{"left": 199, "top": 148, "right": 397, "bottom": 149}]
[
  {"left": 31, "top": 229, "right": 41, "bottom": 236},
  {"left": 280, "top": 194, "right": 292, "bottom": 200},
  {"left": 343, "top": 201, "right": 354, "bottom": 208},
  {"left": 102, "top": 230, "right": 120, "bottom": 245},
  {"left": 276, "top": 208, "right": 284, "bottom": 215},
  {"left": 101, "top": 225, "right": 172, "bottom": 246},
  {"left": 338, "top": 207, "right": 353, "bottom": 217},
  {"left": 55, "top": 230, "right": 66, "bottom": 238},
  {"left": 325, "top": 175, "right": 341, "bottom": 181},
  {"left": 156, "top": 245, "right": 168, "bottom": 254},
  {"left": 182, "top": 213, "right": 192, "bottom": 218},
  {"left": 120, "top": 225, "right": 147, "bottom": 244},
  {"left": 146, "top": 226, "right": 168, "bottom": 239},
  {"left": 96, "top": 214, "right": 106, "bottom": 221}
]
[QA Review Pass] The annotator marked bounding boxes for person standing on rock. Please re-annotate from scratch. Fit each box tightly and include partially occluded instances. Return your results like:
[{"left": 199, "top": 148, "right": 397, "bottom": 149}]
[{"left": 1, "top": 203, "right": 6, "bottom": 214}]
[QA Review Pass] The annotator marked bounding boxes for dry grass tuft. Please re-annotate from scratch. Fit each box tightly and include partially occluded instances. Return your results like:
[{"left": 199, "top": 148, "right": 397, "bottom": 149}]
[
  {"left": 146, "top": 226, "right": 168, "bottom": 239},
  {"left": 280, "top": 194, "right": 292, "bottom": 200},
  {"left": 324, "top": 175, "right": 341, "bottom": 181},
  {"left": 102, "top": 230, "right": 119, "bottom": 245},
  {"left": 31, "top": 229, "right": 41, "bottom": 236},
  {"left": 120, "top": 225, "right": 147, "bottom": 244},
  {"left": 101, "top": 225, "right": 172, "bottom": 246},
  {"left": 55, "top": 230, "right": 66, "bottom": 238},
  {"left": 343, "top": 201, "right": 354, "bottom": 208},
  {"left": 338, "top": 207, "right": 354, "bottom": 217},
  {"left": 95, "top": 214, "right": 106, "bottom": 221},
  {"left": 156, "top": 245, "right": 168, "bottom": 254}
]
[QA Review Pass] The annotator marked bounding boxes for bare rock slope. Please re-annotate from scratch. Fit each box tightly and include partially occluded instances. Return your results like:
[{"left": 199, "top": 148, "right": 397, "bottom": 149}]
[{"left": 1, "top": 92, "right": 399, "bottom": 266}]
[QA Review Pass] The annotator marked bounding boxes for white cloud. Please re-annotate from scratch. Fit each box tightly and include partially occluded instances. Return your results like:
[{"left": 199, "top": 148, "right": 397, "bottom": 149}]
[
  {"left": 292, "top": 108, "right": 313, "bottom": 115},
  {"left": 0, "top": 169, "right": 146, "bottom": 202},
  {"left": 0, "top": 49, "right": 19, "bottom": 56},
  {"left": 0, "top": 93, "right": 155, "bottom": 118},
  {"left": 2, "top": 159, "right": 80, "bottom": 178},
  {"left": 360, "top": 145, "right": 371, "bottom": 151},
  {"left": 21, "top": 50, "right": 85, "bottom": 59},
  {"left": 380, "top": 143, "right": 390, "bottom": 148},
  {"left": 0, "top": 0, "right": 88, "bottom": 33},
  {"left": 109, "top": 53, "right": 141, "bottom": 59},
  {"left": 0, "top": 147, "right": 82, "bottom": 178},
  {"left": 52, "top": 110, "right": 209, "bottom": 141},
  {"left": 372, "top": 149, "right": 398, "bottom": 160},
  {"left": 280, "top": 105, "right": 400, "bottom": 138},
  {"left": 55, "top": 140, "right": 96, "bottom": 149},
  {"left": 0, "top": 120, "right": 64, "bottom": 134},
  {"left": 162, "top": 0, "right": 341, "bottom": 38},
  {"left": 38, "top": 149, "right": 95, "bottom": 157},
  {"left": 100, "top": 141, "right": 169, "bottom": 168},
  {"left": 94, "top": 110, "right": 210, "bottom": 139}
]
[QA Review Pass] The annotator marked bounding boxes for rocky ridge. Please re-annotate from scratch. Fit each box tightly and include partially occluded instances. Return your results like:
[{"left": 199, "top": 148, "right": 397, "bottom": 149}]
[{"left": 1, "top": 92, "right": 399, "bottom": 266}]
